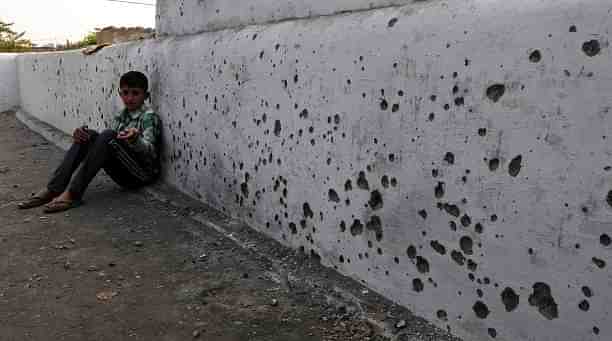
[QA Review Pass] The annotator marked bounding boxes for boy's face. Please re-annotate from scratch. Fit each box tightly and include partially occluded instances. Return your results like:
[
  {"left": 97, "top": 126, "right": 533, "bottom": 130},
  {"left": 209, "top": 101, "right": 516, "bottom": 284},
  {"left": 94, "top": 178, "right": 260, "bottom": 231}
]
[{"left": 119, "top": 86, "right": 147, "bottom": 112}]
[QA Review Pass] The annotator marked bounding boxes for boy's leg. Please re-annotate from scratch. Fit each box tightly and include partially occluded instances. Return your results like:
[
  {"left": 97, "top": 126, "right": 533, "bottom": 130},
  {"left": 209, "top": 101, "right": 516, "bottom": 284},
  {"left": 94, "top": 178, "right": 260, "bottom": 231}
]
[
  {"left": 103, "top": 140, "right": 153, "bottom": 189},
  {"left": 103, "top": 161, "right": 146, "bottom": 190},
  {"left": 65, "top": 129, "right": 117, "bottom": 200},
  {"left": 47, "top": 131, "right": 100, "bottom": 193},
  {"left": 19, "top": 131, "right": 101, "bottom": 209}
]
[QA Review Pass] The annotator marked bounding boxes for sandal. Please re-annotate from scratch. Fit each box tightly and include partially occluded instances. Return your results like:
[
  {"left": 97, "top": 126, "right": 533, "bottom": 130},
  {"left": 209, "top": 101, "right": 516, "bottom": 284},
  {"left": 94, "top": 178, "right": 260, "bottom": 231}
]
[
  {"left": 18, "top": 190, "right": 58, "bottom": 209},
  {"left": 43, "top": 199, "right": 82, "bottom": 214}
]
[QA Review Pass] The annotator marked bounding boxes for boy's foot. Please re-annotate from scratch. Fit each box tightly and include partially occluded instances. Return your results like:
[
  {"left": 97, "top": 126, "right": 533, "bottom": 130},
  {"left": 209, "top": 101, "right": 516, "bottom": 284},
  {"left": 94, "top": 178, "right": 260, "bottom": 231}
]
[
  {"left": 43, "top": 191, "right": 82, "bottom": 214},
  {"left": 17, "top": 189, "right": 59, "bottom": 209},
  {"left": 43, "top": 199, "right": 82, "bottom": 214}
]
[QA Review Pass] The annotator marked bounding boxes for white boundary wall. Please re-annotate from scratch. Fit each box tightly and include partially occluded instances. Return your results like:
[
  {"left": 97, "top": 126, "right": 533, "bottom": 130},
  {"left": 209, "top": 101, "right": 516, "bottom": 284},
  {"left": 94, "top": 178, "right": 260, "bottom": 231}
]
[
  {"left": 13, "top": 0, "right": 612, "bottom": 340},
  {"left": 0, "top": 54, "right": 19, "bottom": 112},
  {"left": 156, "top": 0, "right": 415, "bottom": 36}
]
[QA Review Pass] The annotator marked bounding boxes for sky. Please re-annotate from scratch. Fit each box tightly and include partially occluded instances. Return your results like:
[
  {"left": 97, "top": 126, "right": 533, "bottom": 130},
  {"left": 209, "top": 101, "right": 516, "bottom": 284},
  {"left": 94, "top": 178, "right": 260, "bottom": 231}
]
[{"left": 0, "top": 0, "right": 156, "bottom": 46}]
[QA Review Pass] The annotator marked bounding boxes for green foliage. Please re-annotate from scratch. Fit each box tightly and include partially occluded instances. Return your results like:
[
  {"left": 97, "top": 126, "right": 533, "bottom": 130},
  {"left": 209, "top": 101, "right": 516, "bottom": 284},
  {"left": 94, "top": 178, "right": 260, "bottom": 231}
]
[
  {"left": 0, "top": 20, "right": 32, "bottom": 52},
  {"left": 0, "top": 19, "right": 98, "bottom": 53},
  {"left": 82, "top": 31, "right": 97, "bottom": 46},
  {"left": 59, "top": 31, "right": 98, "bottom": 51}
]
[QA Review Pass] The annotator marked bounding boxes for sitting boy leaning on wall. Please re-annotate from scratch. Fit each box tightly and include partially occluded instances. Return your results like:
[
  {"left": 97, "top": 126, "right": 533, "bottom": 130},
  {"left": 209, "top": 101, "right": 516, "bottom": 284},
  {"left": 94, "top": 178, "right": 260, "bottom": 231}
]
[{"left": 18, "top": 71, "right": 161, "bottom": 213}]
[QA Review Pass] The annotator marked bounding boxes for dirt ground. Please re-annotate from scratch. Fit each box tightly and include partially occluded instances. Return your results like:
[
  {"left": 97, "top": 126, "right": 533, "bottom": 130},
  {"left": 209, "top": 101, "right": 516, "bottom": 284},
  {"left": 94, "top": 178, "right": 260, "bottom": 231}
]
[{"left": 0, "top": 110, "right": 460, "bottom": 341}]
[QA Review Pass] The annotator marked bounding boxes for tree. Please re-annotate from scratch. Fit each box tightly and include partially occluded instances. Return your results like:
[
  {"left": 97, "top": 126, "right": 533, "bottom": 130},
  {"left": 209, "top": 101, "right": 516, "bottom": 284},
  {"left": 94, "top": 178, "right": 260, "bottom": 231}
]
[
  {"left": 0, "top": 20, "right": 31, "bottom": 52},
  {"left": 81, "top": 31, "right": 97, "bottom": 46},
  {"left": 57, "top": 30, "right": 98, "bottom": 51}
]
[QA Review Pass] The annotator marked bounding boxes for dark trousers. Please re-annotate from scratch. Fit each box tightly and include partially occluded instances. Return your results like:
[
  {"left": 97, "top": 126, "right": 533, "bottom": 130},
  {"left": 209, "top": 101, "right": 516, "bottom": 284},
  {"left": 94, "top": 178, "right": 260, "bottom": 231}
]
[{"left": 47, "top": 129, "right": 152, "bottom": 199}]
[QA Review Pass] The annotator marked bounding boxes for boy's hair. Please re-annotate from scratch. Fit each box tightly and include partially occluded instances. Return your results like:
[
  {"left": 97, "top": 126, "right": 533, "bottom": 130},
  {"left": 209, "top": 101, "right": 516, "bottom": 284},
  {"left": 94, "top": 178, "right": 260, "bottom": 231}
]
[{"left": 120, "top": 71, "right": 149, "bottom": 91}]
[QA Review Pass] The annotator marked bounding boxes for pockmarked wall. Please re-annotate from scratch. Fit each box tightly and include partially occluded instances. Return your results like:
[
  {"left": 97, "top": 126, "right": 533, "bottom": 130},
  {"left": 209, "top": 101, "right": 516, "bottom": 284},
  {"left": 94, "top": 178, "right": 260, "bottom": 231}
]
[
  {"left": 0, "top": 54, "right": 19, "bottom": 112},
  {"left": 15, "top": 0, "right": 612, "bottom": 340},
  {"left": 155, "top": 0, "right": 414, "bottom": 36},
  {"left": 16, "top": 44, "right": 157, "bottom": 135}
]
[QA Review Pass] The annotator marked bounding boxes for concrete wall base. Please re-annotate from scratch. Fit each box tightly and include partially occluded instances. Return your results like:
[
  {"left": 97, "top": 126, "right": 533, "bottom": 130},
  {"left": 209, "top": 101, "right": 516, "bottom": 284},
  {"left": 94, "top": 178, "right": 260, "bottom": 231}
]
[{"left": 0, "top": 54, "right": 19, "bottom": 112}]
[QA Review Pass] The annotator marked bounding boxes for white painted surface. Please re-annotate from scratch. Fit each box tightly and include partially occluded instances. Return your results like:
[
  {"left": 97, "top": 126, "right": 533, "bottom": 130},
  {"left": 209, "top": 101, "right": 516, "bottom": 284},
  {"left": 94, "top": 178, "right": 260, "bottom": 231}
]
[
  {"left": 156, "top": 0, "right": 415, "bottom": 36},
  {"left": 16, "top": 45, "right": 156, "bottom": 135},
  {"left": 15, "top": 0, "right": 612, "bottom": 340},
  {"left": 0, "top": 54, "right": 19, "bottom": 112}
]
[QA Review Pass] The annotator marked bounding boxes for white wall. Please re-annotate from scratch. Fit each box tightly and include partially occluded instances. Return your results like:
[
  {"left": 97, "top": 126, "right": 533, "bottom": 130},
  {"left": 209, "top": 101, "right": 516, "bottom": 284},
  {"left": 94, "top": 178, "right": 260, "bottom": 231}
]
[
  {"left": 0, "top": 54, "right": 19, "bottom": 112},
  {"left": 16, "top": 45, "right": 156, "bottom": 135},
  {"left": 15, "top": 0, "right": 612, "bottom": 340},
  {"left": 156, "top": 0, "right": 415, "bottom": 36}
]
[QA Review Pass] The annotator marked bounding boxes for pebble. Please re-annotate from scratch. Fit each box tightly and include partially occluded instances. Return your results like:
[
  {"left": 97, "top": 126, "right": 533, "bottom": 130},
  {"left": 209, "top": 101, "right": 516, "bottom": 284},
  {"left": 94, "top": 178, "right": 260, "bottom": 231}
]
[
  {"left": 271, "top": 299, "right": 279, "bottom": 306},
  {"left": 396, "top": 320, "right": 407, "bottom": 329},
  {"left": 192, "top": 330, "right": 200, "bottom": 338},
  {"left": 133, "top": 241, "right": 144, "bottom": 247}
]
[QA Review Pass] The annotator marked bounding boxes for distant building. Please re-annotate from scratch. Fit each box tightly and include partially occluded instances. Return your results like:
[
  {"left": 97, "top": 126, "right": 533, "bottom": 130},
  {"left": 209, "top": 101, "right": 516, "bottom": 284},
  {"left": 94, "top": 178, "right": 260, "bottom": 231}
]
[
  {"left": 29, "top": 43, "right": 56, "bottom": 52},
  {"left": 95, "top": 26, "right": 155, "bottom": 45}
]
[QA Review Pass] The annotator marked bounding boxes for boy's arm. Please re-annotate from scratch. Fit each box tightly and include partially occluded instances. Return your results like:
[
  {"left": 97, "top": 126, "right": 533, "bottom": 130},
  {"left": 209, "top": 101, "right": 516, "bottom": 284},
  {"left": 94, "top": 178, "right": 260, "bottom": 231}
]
[
  {"left": 111, "top": 114, "right": 123, "bottom": 131},
  {"left": 129, "top": 112, "right": 161, "bottom": 158}
]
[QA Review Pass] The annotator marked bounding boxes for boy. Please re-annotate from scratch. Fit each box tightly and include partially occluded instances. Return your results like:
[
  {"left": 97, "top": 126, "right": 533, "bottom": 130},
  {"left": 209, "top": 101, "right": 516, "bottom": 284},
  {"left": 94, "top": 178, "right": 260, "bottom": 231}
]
[{"left": 18, "top": 71, "right": 161, "bottom": 213}]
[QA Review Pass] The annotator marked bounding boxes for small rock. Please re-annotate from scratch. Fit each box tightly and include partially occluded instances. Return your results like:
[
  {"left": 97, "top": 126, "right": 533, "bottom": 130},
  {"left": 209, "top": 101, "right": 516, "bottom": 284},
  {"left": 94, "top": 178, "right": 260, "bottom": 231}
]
[
  {"left": 395, "top": 320, "right": 407, "bottom": 329},
  {"left": 96, "top": 290, "right": 118, "bottom": 301},
  {"left": 133, "top": 241, "right": 144, "bottom": 247},
  {"left": 87, "top": 265, "right": 99, "bottom": 272},
  {"left": 271, "top": 299, "right": 279, "bottom": 306},
  {"left": 192, "top": 330, "right": 200, "bottom": 338}
]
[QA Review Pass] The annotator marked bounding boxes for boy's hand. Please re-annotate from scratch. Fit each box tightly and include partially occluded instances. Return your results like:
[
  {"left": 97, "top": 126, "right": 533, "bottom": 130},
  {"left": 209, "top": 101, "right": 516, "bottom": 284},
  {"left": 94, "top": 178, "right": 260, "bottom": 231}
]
[
  {"left": 73, "top": 126, "right": 90, "bottom": 144},
  {"left": 117, "top": 128, "right": 140, "bottom": 142}
]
